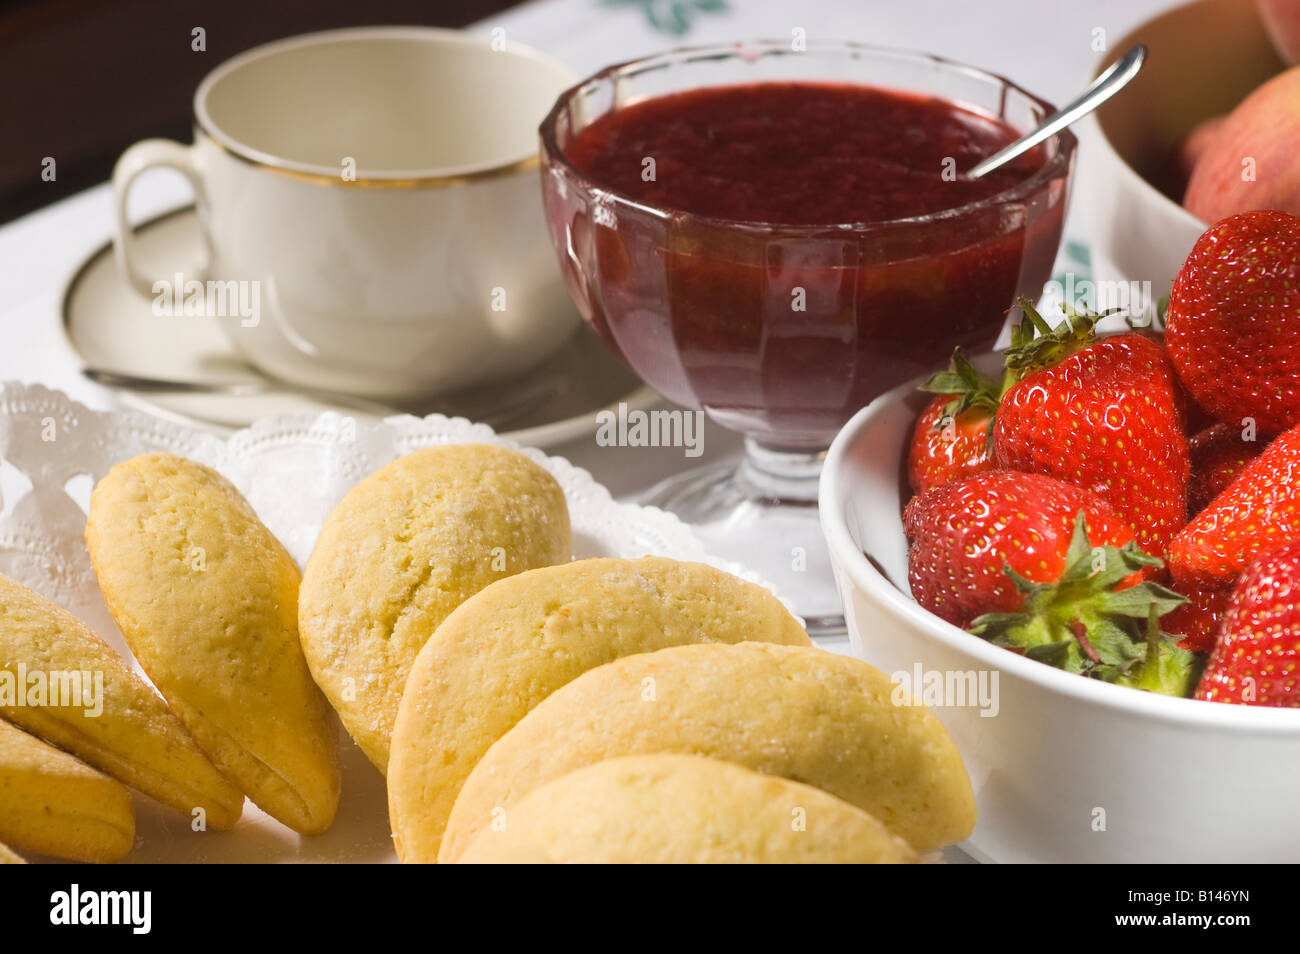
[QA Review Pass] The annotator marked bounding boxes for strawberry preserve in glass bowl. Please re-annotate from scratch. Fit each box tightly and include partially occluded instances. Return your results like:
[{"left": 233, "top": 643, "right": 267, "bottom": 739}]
[{"left": 539, "top": 41, "right": 1075, "bottom": 633}]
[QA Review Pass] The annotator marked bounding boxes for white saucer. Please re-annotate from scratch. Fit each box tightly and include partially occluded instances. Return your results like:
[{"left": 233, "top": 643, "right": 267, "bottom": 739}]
[{"left": 61, "top": 206, "right": 657, "bottom": 448}]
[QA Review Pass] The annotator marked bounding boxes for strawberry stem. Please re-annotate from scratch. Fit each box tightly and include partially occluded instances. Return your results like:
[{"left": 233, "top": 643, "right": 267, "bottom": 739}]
[
  {"left": 1116, "top": 603, "right": 1202, "bottom": 696},
  {"left": 919, "top": 347, "right": 1002, "bottom": 414},
  {"left": 918, "top": 346, "right": 1005, "bottom": 449},
  {"left": 1003, "top": 299, "right": 1103, "bottom": 375},
  {"left": 917, "top": 299, "right": 1116, "bottom": 454}
]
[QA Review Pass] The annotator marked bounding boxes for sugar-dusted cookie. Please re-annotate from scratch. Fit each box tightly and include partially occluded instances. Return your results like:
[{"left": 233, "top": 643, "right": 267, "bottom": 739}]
[
  {"left": 300, "top": 444, "right": 570, "bottom": 772},
  {"left": 442, "top": 642, "right": 975, "bottom": 859},
  {"left": 86, "top": 453, "right": 340, "bottom": 835},
  {"left": 0, "top": 719, "right": 134, "bottom": 862},
  {"left": 0, "top": 574, "right": 244, "bottom": 829},
  {"left": 387, "top": 556, "right": 810, "bottom": 862},
  {"left": 457, "top": 753, "right": 919, "bottom": 864}
]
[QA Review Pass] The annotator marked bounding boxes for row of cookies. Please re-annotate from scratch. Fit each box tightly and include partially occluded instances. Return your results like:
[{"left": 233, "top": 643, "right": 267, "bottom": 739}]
[
  {"left": 382, "top": 604, "right": 975, "bottom": 862},
  {"left": 440, "top": 640, "right": 976, "bottom": 862},
  {"left": 1, "top": 440, "right": 977, "bottom": 863},
  {"left": 288, "top": 440, "right": 978, "bottom": 860},
  {"left": 0, "top": 442, "right": 574, "bottom": 860}
]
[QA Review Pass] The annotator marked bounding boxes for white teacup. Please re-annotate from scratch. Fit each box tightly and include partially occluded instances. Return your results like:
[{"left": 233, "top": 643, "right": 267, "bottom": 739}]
[{"left": 111, "top": 27, "right": 580, "bottom": 399}]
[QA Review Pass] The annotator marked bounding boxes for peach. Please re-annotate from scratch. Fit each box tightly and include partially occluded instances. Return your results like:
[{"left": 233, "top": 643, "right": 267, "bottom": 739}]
[
  {"left": 1184, "top": 64, "right": 1300, "bottom": 221},
  {"left": 1177, "top": 116, "right": 1225, "bottom": 186}
]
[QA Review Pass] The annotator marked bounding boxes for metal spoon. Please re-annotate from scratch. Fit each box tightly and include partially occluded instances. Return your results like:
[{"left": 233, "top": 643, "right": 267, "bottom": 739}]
[
  {"left": 81, "top": 366, "right": 562, "bottom": 427},
  {"left": 966, "top": 43, "right": 1147, "bottom": 179}
]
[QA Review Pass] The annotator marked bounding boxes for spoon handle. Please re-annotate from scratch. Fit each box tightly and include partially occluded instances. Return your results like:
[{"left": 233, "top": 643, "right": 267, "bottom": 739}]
[
  {"left": 80, "top": 365, "right": 561, "bottom": 426},
  {"left": 966, "top": 43, "right": 1147, "bottom": 180},
  {"left": 81, "top": 366, "right": 399, "bottom": 416},
  {"left": 82, "top": 367, "right": 266, "bottom": 395}
]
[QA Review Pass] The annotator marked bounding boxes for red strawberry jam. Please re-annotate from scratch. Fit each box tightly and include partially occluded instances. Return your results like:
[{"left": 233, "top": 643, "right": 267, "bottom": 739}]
[
  {"left": 566, "top": 83, "right": 1034, "bottom": 224},
  {"left": 543, "top": 81, "right": 1070, "bottom": 448}
]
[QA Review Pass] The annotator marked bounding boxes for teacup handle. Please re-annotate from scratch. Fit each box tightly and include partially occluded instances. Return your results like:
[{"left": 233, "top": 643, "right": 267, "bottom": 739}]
[{"left": 111, "top": 139, "right": 213, "bottom": 296}]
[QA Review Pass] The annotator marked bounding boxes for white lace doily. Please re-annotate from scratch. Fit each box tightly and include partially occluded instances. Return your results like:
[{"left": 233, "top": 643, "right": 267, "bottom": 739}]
[{"left": 0, "top": 380, "right": 780, "bottom": 646}]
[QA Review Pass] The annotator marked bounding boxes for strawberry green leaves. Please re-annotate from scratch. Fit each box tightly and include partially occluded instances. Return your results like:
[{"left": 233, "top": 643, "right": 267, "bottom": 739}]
[
  {"left": 1003, "top": 299, "right": 1104, "bottom": 375},
  {"left": 968, "top": 513, "right": 1195, "bottom": 694},
  {"left": 919, "top": 347, "right": 1003, "bottom": 421}
]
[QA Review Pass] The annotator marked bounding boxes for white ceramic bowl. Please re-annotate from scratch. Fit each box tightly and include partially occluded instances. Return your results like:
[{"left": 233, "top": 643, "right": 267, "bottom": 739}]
[
  {"left": 820, "top": 365, "right": 1300, "bottom": 863},
  {"left": 1080, "top": 0, "right": 1283, "bottom": 292}
]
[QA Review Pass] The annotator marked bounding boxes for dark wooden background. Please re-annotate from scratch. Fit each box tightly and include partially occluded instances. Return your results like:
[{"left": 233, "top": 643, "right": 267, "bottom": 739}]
[{"left": 0, "top": 0, "right": 526, "bottom": 223}]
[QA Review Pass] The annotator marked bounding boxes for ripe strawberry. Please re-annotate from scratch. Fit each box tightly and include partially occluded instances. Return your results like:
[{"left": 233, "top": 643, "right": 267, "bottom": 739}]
[
  {"left": 908, "top": 349, "right": 999, "bottom": 493},
  {"left": 904, "top": 471, "right": 1191, "bottom": 690},
  {"left": 1170, "top": 425, "right": 1300, "bottom": 588},
  {"left": 1187, "top": 422, "right": 1268, "bottom": 514},
  {"left": 906, "top": 470, "right": 1140, "bottom": 626},
  {"left": 1165, "top": 210, "right": 1300, "bottom": 433},
  {"left": 1196, "top": 542, "right": 1300, "bottom": 707},
  {"left": 1162, "top": 582, "right": 1232, "bottom": 653},
  {"left": 993, "top": 302, "right": 1190, "bottom": 558}
]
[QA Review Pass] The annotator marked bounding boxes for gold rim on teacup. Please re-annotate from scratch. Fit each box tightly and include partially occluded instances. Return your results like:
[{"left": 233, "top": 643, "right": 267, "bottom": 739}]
[{"left": 191, "top": 25, "right": 569, "bottom": 188}]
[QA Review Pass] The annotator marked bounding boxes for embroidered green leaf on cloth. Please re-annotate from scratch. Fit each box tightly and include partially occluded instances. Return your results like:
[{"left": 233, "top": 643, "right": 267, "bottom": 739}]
[{"left": 600, "top": 0, "right": 729, "bottom": 36}]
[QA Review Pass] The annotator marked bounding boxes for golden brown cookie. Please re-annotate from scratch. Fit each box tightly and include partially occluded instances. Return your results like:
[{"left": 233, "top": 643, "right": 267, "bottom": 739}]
[
  {"left": 457, "top": 754, "right": 919, "bottom": 864},
  {"left": 442, "top": 642, "right": 975, "bottom": 859},
  {"left": 0, "top": 718, "right": 134, "bottom": 862},
  {"left": 0, "top": 573, "right": 243, "bottom": 829},
  {"left": 300, "top": 444, "right": 570, "bottom": 772},
  {"left": 86, "top": 453, "right": 339, "bottom": 835},
  {"left": 387, "top": 556, "right": 810, "bottom": 862}
]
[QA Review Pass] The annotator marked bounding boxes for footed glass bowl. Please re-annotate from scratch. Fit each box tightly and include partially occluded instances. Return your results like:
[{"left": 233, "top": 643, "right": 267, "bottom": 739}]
[{"left": 539, "top": 40, "right": 1075, "bottom": 633}]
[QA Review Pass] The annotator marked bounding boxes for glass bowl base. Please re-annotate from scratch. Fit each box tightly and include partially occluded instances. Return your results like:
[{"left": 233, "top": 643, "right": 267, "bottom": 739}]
[{"left": 640, "top": 448, "right": 846, "bottom": 638}]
